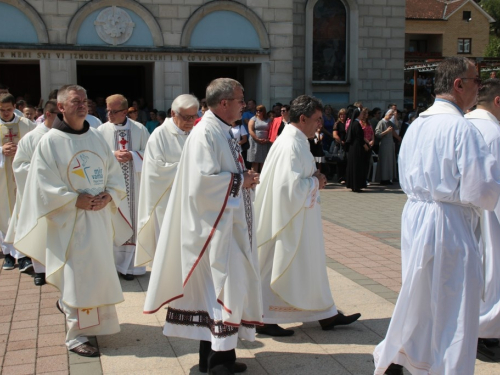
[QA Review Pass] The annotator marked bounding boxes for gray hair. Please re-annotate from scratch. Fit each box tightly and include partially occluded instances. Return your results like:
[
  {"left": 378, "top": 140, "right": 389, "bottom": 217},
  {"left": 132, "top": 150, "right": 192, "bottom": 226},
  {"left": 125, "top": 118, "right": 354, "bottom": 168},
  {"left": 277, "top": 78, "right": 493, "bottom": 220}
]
[
  {"left": 171, "top": 94, "right": 200, "bottom": 113},
  {"left": 434, "top": 57, "right": 474, "bottom": 96},
  {"left": 206, "top": 78, "right": 243, "bottom": 108},
  {"left": 289, "top": 95, "right": 324, "bottom": 123},
  {"left": 57, "top": 84, "right": 86, "bottom": 103}
]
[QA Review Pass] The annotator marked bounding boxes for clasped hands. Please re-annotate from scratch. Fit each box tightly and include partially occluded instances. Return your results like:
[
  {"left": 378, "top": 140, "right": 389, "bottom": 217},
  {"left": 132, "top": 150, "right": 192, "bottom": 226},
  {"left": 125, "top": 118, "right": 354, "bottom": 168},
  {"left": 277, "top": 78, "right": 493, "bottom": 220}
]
[
  {"left": 76, "top": 192, "right": 112, "bottom": 211},
  {"left": 313, "top": 170, "right": 327, "bottom": 190},
  {"left": 114, "top": 150, "right": 132, "bottom": 163},
  {"left": 243, "top": 170, "right": 260, "bottom": 189},
  {"left": 2, "top": 142, "right": 17, "bottom": 157}
]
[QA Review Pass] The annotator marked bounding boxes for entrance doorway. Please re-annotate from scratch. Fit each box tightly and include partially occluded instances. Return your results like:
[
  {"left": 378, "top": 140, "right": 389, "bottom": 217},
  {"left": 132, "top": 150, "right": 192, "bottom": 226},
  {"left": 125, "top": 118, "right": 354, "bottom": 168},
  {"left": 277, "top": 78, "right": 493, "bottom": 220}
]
[
  {"left": 189, "top": 64, "right": 259, "bottom": 102},
  {"left": 77, "top": 62, "right": 153, "bottom": 108},
  {"left": 0, "top": 61, "right": 41, "bottom": 107}
]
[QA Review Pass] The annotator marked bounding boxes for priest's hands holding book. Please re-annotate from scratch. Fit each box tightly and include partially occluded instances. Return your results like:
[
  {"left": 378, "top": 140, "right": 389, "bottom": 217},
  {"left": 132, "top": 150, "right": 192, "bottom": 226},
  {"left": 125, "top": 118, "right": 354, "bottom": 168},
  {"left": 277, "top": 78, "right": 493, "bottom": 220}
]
[
  {"left": 2, "top": 142, "right": 17, "bottom": 157},
  {"left": 313, "top": 170, "right": 327, "bottom": 190},
  {"left": 243, "top": 170, "right": 260, "bottom": 189},
  {"left": 114, "top": 150, "right": 132, "bottom": 163},
  {"left": 76, "top": 192, "right": 112, "bottom": 211}
]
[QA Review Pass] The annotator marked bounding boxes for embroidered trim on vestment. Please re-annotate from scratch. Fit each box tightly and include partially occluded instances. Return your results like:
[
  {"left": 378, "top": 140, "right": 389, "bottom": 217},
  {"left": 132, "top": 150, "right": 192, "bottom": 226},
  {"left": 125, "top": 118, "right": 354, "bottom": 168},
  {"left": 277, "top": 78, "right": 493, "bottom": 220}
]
[
  {"left": 230, "top": 173, "right": 242, "bottom": 198},
  {"left": 166, "top": 307, "right": 255, "bottom": 338}
]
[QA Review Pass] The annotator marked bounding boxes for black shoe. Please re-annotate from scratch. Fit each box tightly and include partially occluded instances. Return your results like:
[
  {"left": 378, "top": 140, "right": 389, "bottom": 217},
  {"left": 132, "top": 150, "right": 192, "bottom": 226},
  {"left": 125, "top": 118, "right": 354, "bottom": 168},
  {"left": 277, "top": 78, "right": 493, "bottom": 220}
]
[
  {"left": 208, "top": 363, "right": 234, "bottom": 375},
  {"left": 385, "top": 363, "right": 403, "bottom": 375},
  {"left": 477, "top": 338, "right": 500, "bottom": 360},
  {"left": 34, "top": 273, "right": 46, "bottom": 286},
  {"left": 2, "top": 254, "right": 15, "bottom": 270},
  {"left": 70, "top": 342, "right": 100, "bottom": 357},
  {"left": 19, "top": 257, "right": 33, "bottom": 273},
  {"left": 120, "top": 273, "right": 134, "bottom": 281},
  {"left": 255, "top": 324, "right": 294, "bottom": 337},
  {"left": 320, "top": 312, "right": 361, "bottom": 330},
  {"left": 481, "top": 338, "right": 500, "bottom": 348},
  {"left": 200, "top": 362, "right": 247, "bottom": 373}
]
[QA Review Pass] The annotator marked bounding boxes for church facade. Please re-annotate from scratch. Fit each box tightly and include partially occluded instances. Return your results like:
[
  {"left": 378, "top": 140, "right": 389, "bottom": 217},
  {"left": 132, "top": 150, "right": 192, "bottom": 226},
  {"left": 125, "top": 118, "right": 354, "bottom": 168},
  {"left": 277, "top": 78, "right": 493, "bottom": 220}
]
[{"left": 0, "top": 0, "right": 405, "bottom": 110}]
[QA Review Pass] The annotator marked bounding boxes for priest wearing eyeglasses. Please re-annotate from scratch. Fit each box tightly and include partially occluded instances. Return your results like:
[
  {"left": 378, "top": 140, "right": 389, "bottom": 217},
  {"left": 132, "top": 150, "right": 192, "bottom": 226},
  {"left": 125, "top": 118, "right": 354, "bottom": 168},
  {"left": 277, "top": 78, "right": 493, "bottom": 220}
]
[{"left": 98, "top": 94, "right": 150, "bottom": 280}]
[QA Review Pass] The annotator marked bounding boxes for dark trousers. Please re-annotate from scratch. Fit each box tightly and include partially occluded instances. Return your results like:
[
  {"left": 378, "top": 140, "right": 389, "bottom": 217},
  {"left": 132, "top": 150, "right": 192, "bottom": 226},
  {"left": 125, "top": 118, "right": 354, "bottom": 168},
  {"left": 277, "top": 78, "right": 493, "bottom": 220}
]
[{"left": 199, "top": 340, "right": 236, "bottom": 371}]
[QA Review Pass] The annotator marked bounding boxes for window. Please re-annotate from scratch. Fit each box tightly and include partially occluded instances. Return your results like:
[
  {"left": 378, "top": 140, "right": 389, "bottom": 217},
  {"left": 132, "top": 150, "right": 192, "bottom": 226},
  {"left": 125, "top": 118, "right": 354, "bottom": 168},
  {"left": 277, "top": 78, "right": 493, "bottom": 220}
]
[
  {"left": 312, "top": 0, "right": 347, "bottom": 82},
  {"left": 409, "top": 40, "right": 427, "bottom": 53},
  {"left": 463, "top": 11, "right": 471, "bottom": 21},
  {"left": 457, "top": 38, "right": 471, "bottom": 54}
]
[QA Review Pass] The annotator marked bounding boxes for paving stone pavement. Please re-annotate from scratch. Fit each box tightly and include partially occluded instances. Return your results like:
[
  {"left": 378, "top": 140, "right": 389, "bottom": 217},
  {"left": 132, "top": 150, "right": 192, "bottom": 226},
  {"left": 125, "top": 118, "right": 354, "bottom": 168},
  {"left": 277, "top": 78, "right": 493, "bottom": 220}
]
[{"left": 1, "top": 183, "right": 499, "bottom": 374}]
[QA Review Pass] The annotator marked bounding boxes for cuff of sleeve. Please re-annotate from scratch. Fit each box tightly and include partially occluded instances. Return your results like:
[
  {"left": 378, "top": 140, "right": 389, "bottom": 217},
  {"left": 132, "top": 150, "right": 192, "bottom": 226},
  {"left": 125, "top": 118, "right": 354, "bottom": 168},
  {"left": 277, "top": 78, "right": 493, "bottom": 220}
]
[
  {"left": 0, "top": 147, "right": 4, "bottom": 169},
  {"left": 304, "top": 177, "right": 320, "bottom": 208}
]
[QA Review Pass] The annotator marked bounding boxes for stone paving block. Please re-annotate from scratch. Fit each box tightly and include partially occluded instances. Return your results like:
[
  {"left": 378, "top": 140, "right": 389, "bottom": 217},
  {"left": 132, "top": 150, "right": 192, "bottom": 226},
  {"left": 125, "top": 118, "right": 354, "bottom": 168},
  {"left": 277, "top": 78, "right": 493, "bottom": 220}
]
[
  {"left": 7, "top": 327, "right": 37, "bottom": 342},
  {"left": 0, "top": 321, "right": 10, "bottom": 334},
  {"left": 40, "top": 306, "right": 60, "bottom": 315},
  {"left": 36, "top": 354, "right": 68, "bottom": 373},
  {"left": 14, "top": 302, "right": 40, "bottom": 312},
  {"left": 38, "top": 332, "right": 66, "bottom": 348},
  {"left": 7, "top": 339, "right": 36, "bottom": 350},
  {"left": 39, "top": 324, "right": 65, "bottom": 334},
  {"left": 40, "top": 291, "right": 61, "bottom": 300},
  {"left": 38, "top": 345, "right": 67, "bottom": 357},
  {"left": 15, "top": 295, "right": 39, "bottom": 305},
  {"left": 69, "top": 350, "right": 101, "bottom": 364},
  {"left": 4, "top": 347, "right": 36, "bottom": 364},
  {"left": 12, "top": 308, "right": 39, "bottom": 322},
  {"left": 39, "top": 314, "right": 65, "bottom": 327},
  {"left": 256, "top": 352, "right": 351, "bottom": 375},
  {"left": 0, "top": 285, "right": 19, "bottom": 292},
  {"left": 17, "top": 288, "right": 40, "bottom": 296},
  {"left": 2, "top": 362, "right": 36, "bottom": 375},
  {"left": 70, "top": 362, "right": 102, "bottom": 375}
]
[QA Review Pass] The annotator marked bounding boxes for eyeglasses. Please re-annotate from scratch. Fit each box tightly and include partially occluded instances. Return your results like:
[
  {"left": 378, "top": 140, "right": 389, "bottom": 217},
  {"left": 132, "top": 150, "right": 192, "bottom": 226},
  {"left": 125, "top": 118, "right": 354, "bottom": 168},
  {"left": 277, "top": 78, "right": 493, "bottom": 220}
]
[
  {"left": 175, "top": 112, "right": 198, "bottom": 121},
  {"left": 460, "top": 77, "right": 482, "bottom": 85},
  {"left": 226, "top": 98, "right": 246, "bottom": 105},
  {"left": 107, "top": 109, "right": 126, "bottom": 115}
]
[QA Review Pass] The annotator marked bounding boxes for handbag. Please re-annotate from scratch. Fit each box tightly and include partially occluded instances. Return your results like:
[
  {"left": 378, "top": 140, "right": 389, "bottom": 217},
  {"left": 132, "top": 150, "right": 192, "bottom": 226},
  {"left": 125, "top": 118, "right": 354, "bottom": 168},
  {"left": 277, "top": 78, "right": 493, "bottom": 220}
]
[{"left": 331, "top": 141, "right": 345, "bottom": 161}]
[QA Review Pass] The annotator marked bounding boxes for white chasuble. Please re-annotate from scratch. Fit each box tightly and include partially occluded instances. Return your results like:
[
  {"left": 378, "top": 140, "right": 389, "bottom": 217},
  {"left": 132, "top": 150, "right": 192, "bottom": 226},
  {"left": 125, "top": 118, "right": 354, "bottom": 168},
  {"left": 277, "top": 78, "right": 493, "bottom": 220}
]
[
  {"left": 143, "top": 110, "right": 263, "bottom": 351},
  {"left": 14, "top": 128, "right": 131, "bottom": 310},
  {"left": 466, "top": 109, "right": 500, "bottom": 339},
  {"left": 5, "top": 124, "right": 51, "bottom": 245},
  {"left": 373, "top": 101, "right": 500, "bottom": 375},
  {"left": 98, "top": 119, "right": 149, "bottom": 275},
  {"left": 135, "top": 118, "right": 189, "bottom": 267},
  {"left": 0, "top": 115, "right": 35, "bottom": 253},
  {"left": 255, "top": 124, "right": 336, "bottom": 324}
]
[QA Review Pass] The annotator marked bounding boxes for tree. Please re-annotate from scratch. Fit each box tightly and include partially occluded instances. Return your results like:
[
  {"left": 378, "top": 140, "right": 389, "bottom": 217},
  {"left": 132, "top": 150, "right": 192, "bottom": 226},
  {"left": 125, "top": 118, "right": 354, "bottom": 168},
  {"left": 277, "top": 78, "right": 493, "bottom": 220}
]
[
  {"left": 479, "top": 0, "right": 500, "bottom": 36},
  {"left": 485, "top": 35, "right": 500, "bottom": 57}
]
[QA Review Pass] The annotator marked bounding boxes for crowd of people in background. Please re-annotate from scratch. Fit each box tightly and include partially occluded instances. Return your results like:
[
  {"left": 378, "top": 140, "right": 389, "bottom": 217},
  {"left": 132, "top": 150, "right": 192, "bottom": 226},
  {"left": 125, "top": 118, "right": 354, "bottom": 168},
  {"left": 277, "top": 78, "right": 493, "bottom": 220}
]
[{"left": 4, "top": 81, "right": 429, "bottom": 195}]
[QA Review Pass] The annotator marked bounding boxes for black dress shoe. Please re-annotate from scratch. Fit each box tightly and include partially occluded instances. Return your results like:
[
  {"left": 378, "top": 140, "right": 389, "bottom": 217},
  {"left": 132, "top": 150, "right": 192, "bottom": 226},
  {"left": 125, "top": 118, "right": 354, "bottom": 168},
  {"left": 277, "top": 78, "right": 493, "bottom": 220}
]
[
  {"left": 120, "top": 273, "right": 134, "bottom": 281},
  {"left": 256, "top": 324, "right": 294, "bottom": 337},
  {"left": 384, "top": 363, "right": 403, "bottom": 375},
  {"left": 320, "top": 312, "right": 361, "bottom": 330},
  {"left": 34, "top": 273, "right": 46, "bottom": 286},
  {"left": 200, "top": 362, "right": 247, "bottom": 373},
  {"left": 480, "top": 338, "right": 500, "bottom": 348}
]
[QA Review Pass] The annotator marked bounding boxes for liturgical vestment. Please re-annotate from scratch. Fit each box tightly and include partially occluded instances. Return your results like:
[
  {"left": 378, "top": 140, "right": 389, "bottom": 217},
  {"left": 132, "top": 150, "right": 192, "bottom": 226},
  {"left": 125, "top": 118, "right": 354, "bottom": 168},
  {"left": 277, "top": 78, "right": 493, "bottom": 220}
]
[
  {"left": 0, "top": 114, "right": 36, "bottom": 258},
  {"left": 98, "top": 118, "right": 149, "bottom": 275},
  {"left": 373, "top": 100, "right": 500, "bottom": 375},
  {"left": 143, "top": 110, "right": 263, "bottom": 351},
  {"left": 14, "top": 124, "right": 132, "bottom": 345},
  {"left": 135, "top": 118, "right": 189, "bottom": 267},
  {"left": 255, "top": 124, "right": 337, "bottom": 323}
]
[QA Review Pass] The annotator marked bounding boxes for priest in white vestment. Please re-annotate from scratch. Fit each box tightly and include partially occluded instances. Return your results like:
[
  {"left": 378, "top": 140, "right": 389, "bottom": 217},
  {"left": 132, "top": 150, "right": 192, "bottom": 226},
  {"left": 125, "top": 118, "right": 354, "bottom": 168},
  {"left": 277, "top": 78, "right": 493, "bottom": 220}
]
[
  {"left": 98, "top": 94, "right": 149, "bottom": 280},
  {"left": 465, "top": 79, "right": 500, "bottom": 354},
  {"left": 373, "top": 58, "right": 500, "bottom": 375},
  {"left": 6, "top": 100, "right": 59, "bottom": 286},
  {"left": 135, "top": 94, "right": 198, "bottom": 267},
  {"left": 14, "top": 85, "right": 132, "bottom": 357},
  {"left": 0, "top": 93, "right": 36, "bottom": 272},
  {"left": 144, "top": 78, "right": 262, "bottom": 375},
  {"left": 255, "top": 95, "right": 360, "bottom": 337}
]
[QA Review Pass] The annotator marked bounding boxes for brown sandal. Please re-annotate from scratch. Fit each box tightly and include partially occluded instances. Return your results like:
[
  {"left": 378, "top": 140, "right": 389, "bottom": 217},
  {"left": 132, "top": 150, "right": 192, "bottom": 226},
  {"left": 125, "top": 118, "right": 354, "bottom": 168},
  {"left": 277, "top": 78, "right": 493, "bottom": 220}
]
[{"left": 70, "top": 342, "right": 100, "bottom": 357}]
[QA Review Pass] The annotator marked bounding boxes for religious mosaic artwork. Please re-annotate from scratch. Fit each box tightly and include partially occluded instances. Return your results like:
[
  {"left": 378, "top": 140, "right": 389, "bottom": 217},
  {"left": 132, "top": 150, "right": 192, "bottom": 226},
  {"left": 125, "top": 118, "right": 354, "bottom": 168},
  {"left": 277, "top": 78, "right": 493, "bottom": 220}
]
[
  {"left": 94, "top": 6, "right": 135, "bottom": 46},
  {"left": 313, "top": 0, "right": 347, "bottom": 82}
]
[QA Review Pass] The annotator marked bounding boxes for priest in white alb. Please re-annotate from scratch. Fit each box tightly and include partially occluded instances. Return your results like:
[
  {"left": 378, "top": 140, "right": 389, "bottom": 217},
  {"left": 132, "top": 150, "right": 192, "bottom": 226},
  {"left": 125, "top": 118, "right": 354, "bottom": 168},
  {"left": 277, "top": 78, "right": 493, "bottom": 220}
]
[
  {"left": 135, "top": 94, "right": 198, "bottom": 267},
  {"left": 0, "top": 93, "right": 36, "bottom": 272},
  {"left": 6, "top": 100, "right": 59, "bottom": 286},
  {"left": 98, "top": 94, "right": 149, "bottom": 280},
  {"left": 254, "top": 95, "right": 360, "bottom": 337},
  {"left": 14, "top": 85, "right": 131, "bottom": 357},
  {"left": 373, "top": 58, "right": 500, "bottom": 375},
  {"left": 144, "top": 78, "right": 262, "bottom": 375},
  {"left": 465, "top": 78, "right": 500, "bottom": 357}
]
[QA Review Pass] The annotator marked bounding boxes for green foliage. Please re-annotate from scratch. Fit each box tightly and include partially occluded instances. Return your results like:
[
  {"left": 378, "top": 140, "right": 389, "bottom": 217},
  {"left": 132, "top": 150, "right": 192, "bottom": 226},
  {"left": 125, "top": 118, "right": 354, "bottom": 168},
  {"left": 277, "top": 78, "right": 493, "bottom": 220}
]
[
  {"left": 485, "top": 35, "right": 500, "bottom": 57},
  {"left": 479, "top": 0, "right": 500, "bottom": 35}
]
